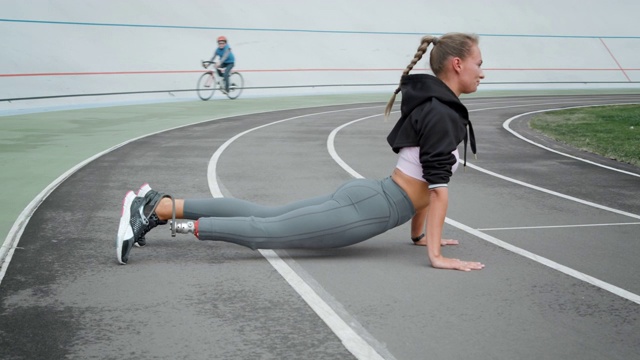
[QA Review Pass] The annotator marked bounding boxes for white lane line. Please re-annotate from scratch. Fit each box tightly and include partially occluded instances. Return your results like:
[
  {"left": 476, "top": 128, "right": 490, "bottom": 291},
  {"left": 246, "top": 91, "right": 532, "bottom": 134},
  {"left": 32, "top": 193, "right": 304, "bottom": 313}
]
[
  {"left": 502, "top": 103, "right": 640, "bottom": 178},
  {"left": 327, "top": 108, "right": 640, "bottom": 306},
  {"left": 463, "top": 95, "right": 640, "bottom": 108},
  {"left": 467, "top": 99, "right": 633, "bottom": 112},
  {"left": 446, "top": 218, "right": 640, "bottom": 305},
  {"left": 479, "top": 222, "right": 640, "bottom": 231},
  {"left": 207, "top": 106, "right": 387, "bottom": 360},
  {"left": 327, "top": 113, "right": 382, "bottom": 178},
  {"left": 260, "top": 251, "right": 387, "bottom": 360},
  {"left": 466, "top": 162, "right": 640, "bottom": 220}
]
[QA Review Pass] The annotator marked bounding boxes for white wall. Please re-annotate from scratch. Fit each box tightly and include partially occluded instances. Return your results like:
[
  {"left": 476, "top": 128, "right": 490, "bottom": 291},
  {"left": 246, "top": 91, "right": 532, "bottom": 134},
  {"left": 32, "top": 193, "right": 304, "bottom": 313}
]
[{"left": 1, "top": 0, "right": 639, "bottom": 110}]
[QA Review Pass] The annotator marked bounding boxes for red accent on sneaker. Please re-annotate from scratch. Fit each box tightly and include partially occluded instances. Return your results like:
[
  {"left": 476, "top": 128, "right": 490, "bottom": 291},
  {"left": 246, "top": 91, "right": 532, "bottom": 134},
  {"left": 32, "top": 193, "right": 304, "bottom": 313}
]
[{"left": 194, "top": 220, "right": 199, "bottom": 239}]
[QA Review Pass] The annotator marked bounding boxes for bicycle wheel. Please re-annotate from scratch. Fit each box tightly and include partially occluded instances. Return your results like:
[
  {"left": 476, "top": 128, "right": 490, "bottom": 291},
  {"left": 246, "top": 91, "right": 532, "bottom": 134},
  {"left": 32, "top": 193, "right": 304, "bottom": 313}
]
[
  {"left": 196, "top": 72, "right": 216, "bottom": 100},
  {"left": 225, "top": 72, "right": 244, "bottom": 99}
]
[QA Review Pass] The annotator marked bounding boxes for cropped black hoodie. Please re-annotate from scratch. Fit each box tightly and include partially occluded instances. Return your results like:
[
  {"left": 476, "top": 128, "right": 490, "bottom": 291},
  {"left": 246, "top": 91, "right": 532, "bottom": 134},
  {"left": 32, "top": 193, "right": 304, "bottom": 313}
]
[{"left": 387, "top": 74, "right": 476, "bottom": 187}]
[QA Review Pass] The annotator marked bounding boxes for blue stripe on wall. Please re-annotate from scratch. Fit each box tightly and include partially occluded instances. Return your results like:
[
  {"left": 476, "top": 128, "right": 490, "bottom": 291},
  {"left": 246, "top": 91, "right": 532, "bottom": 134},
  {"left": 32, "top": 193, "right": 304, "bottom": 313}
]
[{"left": 1, "top": 18, "right": 639, "bottom": 39}]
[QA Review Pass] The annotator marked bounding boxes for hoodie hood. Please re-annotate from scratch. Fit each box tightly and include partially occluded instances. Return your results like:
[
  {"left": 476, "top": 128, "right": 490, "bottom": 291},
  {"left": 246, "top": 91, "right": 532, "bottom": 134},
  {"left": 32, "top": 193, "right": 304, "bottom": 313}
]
[{"left": 399, "top": 74, "right": 469, "bottom": 122}]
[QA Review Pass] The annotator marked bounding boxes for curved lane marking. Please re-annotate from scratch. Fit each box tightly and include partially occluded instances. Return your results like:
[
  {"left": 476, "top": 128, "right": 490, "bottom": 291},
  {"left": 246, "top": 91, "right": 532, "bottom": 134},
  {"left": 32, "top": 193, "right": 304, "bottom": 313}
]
[{"left": 502, "top": 103, "right": 640, "bottom": 178}]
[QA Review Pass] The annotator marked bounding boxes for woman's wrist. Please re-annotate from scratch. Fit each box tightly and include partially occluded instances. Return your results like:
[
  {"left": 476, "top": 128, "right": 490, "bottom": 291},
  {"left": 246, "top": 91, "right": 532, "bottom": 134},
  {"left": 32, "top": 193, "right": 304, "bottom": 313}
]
[{"left": 411, "top": 233, "right": 425, "bottom": 242}]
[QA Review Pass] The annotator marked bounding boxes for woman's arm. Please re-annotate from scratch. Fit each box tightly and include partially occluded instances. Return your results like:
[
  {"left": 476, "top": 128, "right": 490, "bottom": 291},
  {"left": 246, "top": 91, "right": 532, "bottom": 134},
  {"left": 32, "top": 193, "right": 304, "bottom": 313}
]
[
  {"left": 426, "top": 187, "right": 484, "bottom": 271},
  {"left": 411, "top": 203, "right": 458, "bottom": 246},
  {"left": 425, "top": 187, "right": 447, "bottom": 261},
  {"left": 411, "top": 207, "right": 427, "bottom": 240}
]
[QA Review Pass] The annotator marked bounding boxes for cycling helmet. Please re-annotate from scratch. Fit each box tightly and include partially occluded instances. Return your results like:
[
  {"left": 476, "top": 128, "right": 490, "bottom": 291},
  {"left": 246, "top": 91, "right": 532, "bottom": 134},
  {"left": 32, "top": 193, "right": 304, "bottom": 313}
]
[{"left": 217, "top": 36, "right": 227, "bottom": 43}]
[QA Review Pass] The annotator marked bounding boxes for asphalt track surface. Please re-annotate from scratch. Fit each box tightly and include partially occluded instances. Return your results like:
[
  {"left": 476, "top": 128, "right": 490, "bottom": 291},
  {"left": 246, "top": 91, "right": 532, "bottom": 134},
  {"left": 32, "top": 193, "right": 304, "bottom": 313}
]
[{"left": 1, "top": 94, "right": 639, "bottom": 359}]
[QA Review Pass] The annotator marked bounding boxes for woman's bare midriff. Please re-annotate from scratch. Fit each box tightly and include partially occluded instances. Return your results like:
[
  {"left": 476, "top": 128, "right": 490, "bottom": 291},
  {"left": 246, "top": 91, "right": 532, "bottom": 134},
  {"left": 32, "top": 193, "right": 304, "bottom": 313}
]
[{"left": 391, "top": 168, "right": 431, "bottom": 210}]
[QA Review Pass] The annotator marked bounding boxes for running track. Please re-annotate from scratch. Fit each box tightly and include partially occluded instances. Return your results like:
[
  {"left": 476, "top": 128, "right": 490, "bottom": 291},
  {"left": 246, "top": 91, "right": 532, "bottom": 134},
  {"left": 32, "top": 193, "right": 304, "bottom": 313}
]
[{"left": 0, "top": 94, "right": 639, "bottom": 359}]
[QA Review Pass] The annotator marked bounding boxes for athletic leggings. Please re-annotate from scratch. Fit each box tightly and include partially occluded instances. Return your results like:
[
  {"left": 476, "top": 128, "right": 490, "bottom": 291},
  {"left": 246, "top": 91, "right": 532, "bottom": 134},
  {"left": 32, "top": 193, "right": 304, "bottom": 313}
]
[{"left": 182, "top": 177, "right": 415, "bottom": 249}]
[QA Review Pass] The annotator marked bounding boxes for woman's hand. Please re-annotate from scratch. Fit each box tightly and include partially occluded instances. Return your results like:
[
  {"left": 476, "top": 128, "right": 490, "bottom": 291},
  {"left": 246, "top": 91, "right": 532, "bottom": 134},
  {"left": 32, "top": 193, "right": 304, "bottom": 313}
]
[
  {"left": 430, "top": 255, "right": 484, "bottom": 271},
  {"left": 440, "top": 239, "right": 459, "bottom": 246},
  {"left": 413, "top": 238, "right": 459, "bottom": 246}
]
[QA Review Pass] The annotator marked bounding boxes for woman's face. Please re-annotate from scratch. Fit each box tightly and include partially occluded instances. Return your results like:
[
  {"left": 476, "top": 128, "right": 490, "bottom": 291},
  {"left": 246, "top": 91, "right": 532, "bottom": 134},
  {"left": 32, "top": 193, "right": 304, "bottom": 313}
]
[
  {"left": 458, "top": 44, "right": 484, "bottom": 94},
  {"left": 218, "top": 41, "right": 226, "bottom": 48}
]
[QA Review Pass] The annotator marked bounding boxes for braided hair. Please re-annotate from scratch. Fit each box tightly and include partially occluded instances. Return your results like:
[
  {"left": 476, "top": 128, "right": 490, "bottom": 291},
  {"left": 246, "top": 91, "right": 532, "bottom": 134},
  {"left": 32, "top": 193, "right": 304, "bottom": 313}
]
[{"left": 384, "top": 33, "right": 479, "bottom": 118}]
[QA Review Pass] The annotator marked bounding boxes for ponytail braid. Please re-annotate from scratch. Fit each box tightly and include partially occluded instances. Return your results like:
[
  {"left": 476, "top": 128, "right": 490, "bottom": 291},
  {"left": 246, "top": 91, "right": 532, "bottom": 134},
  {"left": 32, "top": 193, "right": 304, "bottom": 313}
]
[{"left": 384, "top": 36, "right": 438, "bottom": 119}]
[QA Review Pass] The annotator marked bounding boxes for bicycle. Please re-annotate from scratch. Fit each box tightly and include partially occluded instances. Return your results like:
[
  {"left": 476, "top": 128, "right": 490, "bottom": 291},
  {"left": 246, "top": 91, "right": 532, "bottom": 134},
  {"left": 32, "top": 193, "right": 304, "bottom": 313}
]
[{"left": 197, "top": 61, "right": 244, "bottom": 100}]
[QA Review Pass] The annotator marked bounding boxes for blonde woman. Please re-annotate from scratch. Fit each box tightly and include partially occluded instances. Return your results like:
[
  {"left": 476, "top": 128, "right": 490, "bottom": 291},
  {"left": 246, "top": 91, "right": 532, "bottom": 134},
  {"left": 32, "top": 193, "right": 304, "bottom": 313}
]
[{"left": 117, "top": 33, "right": 485, "bottom": 271}]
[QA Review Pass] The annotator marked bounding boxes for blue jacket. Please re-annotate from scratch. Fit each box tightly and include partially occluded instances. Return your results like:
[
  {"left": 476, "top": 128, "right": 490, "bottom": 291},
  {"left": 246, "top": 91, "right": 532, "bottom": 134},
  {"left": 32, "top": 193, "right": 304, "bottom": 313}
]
[{"left": 212, "top": 44, "right": 235, "bottom": 64}]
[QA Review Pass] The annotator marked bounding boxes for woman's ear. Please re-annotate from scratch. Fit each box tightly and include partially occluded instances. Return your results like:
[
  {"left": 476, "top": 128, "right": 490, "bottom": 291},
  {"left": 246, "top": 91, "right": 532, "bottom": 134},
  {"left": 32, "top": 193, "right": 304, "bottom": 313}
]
[{"left": 451, "top": 57, "right": 463, "bottom": 73}]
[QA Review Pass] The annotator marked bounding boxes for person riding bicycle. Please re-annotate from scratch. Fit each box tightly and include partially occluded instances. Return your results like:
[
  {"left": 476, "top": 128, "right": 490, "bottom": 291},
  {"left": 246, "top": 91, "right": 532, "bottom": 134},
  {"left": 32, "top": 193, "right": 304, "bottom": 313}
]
[{"left": 205, "top": 36, "right": 235, "bottom": 93}]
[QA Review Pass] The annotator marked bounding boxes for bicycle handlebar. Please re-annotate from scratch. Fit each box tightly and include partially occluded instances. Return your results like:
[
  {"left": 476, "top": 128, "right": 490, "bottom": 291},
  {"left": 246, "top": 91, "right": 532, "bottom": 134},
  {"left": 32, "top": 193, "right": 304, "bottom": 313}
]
[
  {"left": 201, "top": 60, "right": 234, "bottom": 71},
  {"left": 201, "top": 60, "right": 219, "bottom": 69}
]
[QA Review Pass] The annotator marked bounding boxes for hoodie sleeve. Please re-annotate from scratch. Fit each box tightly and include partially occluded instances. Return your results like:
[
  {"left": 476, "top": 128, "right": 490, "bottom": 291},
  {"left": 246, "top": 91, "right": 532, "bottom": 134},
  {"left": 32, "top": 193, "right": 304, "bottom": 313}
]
[{"left": 411, "top": 100, "right": 466, "bottom": 188}]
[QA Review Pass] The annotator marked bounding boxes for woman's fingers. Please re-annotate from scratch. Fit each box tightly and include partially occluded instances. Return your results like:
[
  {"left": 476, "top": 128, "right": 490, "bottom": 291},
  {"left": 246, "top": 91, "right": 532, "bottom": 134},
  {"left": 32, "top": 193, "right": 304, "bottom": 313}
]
[
  {"left": 412, "top": 238, "right": 459, "bottom": 246},
  {"left": 457, "top": 259, "right": 485, "bottom": 271},
  {"left": 441, "top": 239, "right": 459, "bottom": 246}
]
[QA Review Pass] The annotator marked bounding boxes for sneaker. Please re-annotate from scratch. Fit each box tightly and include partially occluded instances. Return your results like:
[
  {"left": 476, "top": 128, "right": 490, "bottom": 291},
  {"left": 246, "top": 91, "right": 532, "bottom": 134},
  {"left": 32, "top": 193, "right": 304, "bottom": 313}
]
[
  {"left": 133, "top": 183, "right": 170, "bottom": 247},
  {"left": 116, "top": 191, "right": 147, "bottom": 264}
]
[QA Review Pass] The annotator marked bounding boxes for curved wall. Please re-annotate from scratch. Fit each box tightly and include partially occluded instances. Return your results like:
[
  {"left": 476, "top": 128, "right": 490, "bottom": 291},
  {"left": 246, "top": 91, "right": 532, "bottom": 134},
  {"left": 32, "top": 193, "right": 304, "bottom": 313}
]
[{"left": 1, "top": 0, "right": 639, "bottom": 110}]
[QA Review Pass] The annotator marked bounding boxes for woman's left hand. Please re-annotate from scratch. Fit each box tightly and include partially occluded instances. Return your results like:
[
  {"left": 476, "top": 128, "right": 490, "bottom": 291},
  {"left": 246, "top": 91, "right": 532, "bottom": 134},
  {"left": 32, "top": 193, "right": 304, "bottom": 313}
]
[
  {"left": 414, "top": 238, "right": 459, "bottom": 246},
  {"left": 440, "top": 239, "right": 459, "bottom": 246}
]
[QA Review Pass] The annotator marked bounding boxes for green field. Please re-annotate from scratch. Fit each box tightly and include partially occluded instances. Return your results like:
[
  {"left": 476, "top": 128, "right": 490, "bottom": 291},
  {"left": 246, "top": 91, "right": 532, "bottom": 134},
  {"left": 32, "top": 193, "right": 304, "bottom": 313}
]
[{"left": 530, "top": 105, "right": 640, "bottom": 167}]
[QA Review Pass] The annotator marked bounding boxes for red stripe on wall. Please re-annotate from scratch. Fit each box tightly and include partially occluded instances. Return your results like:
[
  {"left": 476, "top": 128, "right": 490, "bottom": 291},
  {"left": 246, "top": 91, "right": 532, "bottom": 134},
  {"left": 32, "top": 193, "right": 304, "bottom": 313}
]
[{"left": 599, "top": 38, "right": 632, "bottom": 82}]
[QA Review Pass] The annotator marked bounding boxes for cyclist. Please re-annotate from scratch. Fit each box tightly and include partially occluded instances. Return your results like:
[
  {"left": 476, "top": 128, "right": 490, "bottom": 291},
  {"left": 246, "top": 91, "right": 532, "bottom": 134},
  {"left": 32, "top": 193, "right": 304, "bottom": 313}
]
[{"left": 206, "top": 36, "right": 235, "bottom": 94}]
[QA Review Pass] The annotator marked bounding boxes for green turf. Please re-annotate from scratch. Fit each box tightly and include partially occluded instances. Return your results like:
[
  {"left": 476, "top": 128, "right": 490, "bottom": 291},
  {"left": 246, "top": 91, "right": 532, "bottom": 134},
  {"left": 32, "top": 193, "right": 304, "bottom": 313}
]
[{"left": 530, "top": 105, "right": 640, "bottom": 167}]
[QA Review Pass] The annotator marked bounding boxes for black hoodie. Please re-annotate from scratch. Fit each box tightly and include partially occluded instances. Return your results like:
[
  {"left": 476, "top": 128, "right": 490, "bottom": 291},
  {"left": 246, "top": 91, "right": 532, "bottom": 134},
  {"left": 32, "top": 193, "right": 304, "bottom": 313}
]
[{"left": 387, "top": 74, "right": 476, "bottom": 187}]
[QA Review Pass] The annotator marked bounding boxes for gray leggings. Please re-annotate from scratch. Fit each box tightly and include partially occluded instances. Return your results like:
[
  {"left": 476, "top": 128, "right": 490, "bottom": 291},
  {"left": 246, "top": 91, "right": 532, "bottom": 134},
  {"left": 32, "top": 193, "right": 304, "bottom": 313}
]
[{"left": 183, "top": 177, "right": 415, "bottom": 249}]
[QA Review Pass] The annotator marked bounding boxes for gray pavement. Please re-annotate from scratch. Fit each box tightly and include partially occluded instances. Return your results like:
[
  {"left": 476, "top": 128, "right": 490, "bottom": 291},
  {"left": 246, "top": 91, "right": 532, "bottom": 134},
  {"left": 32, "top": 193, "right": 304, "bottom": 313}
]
[{"left": 1, "top": 94, "right": 639, "bottom": 359}]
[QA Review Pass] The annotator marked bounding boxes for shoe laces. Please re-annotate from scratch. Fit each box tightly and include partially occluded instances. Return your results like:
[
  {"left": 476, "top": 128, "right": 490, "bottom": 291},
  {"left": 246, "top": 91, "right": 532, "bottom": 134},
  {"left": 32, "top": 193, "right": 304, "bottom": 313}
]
[
  {"left": 141, "top": 213, "right": 167, "bottom": 237},
  {"left": 141, "top": 190, "right": 176, "bottom": 237}
]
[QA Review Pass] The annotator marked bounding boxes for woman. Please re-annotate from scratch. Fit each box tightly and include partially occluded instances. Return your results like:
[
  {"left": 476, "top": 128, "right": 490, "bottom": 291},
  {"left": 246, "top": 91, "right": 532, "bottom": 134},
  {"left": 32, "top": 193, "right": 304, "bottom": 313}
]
[{"left": 117, "top": 32, "right": 485, "bottom": 271}]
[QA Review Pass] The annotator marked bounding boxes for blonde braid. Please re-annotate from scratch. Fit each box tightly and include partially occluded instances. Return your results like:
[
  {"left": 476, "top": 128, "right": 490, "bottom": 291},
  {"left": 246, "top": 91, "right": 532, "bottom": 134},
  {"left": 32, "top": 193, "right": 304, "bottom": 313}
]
[{"left": 384, "top": 36, "right": 438, "bottom": 119}]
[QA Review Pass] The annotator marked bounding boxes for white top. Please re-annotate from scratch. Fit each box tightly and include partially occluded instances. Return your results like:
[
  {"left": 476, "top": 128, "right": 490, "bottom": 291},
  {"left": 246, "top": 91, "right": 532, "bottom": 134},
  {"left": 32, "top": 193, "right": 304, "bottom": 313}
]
[{"left": 395, "top": 147, "right": 460, "bottom": 189}]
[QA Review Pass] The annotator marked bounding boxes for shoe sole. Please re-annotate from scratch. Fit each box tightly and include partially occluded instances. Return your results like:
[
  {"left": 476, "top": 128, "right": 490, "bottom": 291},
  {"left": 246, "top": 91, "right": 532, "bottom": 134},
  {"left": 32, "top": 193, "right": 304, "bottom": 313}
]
[{"left": 116, "top": 191, "right": 136, "bottom": 264}]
